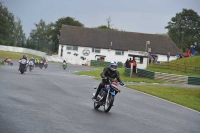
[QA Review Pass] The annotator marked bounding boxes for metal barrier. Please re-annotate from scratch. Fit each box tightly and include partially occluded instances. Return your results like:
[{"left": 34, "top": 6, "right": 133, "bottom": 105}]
[
  {"left": 188, "top": 76, "right": 200, "bottom": 85},
  {"left": 90, "top": 60, "right": 123, "bottom": 68},
  {"left": 137, "top": 68, "right": 155, "bottom": 79},
  {"left": 124, "top": 67, "right": 131, "bottom": 76}
]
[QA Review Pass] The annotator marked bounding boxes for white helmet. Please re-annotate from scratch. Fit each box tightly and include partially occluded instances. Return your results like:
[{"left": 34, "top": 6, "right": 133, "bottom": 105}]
[{"left": 110, "top": 61, "right": 117, "bottom": 71}]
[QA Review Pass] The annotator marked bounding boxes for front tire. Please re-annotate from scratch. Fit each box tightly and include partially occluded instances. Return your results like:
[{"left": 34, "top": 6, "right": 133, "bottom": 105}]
[
  {"left": 94, "top": 102, "right": 100, "bottom": 109},
  {"left": 104, "top": 95, "right": 114, "bottom": 113}
]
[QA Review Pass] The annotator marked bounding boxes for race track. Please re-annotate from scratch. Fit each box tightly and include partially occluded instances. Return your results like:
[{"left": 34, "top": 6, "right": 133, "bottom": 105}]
[{"left": 0, "top": 62, "right": 200, "bottom": 133}]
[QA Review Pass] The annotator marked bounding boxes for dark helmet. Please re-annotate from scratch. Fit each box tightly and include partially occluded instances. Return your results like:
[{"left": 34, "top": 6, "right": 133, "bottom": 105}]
[
  {"left": 110, "top": 61, "right": 117, "bottom": 71},
  {"left": 23, "top": 54, "right": 27, "bottom": 59}
]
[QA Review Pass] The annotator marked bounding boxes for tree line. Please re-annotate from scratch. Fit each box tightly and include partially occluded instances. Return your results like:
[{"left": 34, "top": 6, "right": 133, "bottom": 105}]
[{"left": 0, "top": 2, "right": 200, "bottom": 54}]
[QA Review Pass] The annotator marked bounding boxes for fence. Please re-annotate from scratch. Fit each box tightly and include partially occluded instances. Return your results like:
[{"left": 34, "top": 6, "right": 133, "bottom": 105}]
[
  {"left": 152, "top": 62, "right": 200, "bottom": 74},
  {"left": 124, "top": 68, "right": 131, "bottom": 76},
  {"left": 90, "top": 60, "right": 123, "bottom": 68}
]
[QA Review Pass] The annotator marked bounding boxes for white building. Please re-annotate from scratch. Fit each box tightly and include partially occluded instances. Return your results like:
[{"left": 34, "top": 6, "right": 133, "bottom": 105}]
[{"left": 58, "top": 25, "right": 180, "bottom": 69}]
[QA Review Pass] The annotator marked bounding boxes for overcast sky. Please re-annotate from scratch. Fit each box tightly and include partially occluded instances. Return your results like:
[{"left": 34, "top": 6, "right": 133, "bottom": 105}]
[{"left": 1, "top": 0, "right": 200, "bottom": 38}]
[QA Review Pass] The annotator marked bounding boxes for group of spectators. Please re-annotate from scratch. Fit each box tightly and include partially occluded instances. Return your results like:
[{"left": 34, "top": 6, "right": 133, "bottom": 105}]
[{"left": 124, "top": 58, "right": 137, "bottom": 73}]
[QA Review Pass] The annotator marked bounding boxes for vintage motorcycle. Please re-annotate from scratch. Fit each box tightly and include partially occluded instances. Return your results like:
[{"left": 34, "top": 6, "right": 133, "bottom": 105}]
[
  {"left": 2, "top": 58, "right": 13, "bottom": 66},
  {"left": 92, "top": 78, "right": 121, "bottom": 113},
  {"left": 44, "top": 62, "right": 48, "bottom": 69},
  {"left": 28, "top": 60, "right": 34, "bottom": 71},
  {"left": 39, "top": 60, "right": 44, "bottom": 69},
  {"left": 62, "top": 62, "right": 67, "bottom": 70},
  {"left": 19, "top": 59, "right": 27, "bottom": 74}
]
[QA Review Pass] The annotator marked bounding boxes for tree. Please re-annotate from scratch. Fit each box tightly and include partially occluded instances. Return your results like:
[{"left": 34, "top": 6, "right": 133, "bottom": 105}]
[
  {"left": 29, "top": 19, "right": 54, "bottom": 51},
  {"left": 97, "top": 25, "right": 111, "bottom": 29},
  {"left": 165, "top": 9, "right": 200, "bottom": 52},
  {"left": 96, "top": 16, "right": 121, "bottom": 31},
  {"left": 52, "top": 17, "right": 84, "bottom": 53},
  {"left": 0, "top": 2, "right": 15, "bottom": 46},
  {"left": 12, "top": 17, "right": 26, "bottom": 47}
]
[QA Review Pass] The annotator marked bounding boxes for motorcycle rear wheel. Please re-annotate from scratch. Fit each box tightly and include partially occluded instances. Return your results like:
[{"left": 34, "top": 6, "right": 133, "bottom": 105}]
[{"left": 104, "top": 95, "right": 114, "bottom": 113}]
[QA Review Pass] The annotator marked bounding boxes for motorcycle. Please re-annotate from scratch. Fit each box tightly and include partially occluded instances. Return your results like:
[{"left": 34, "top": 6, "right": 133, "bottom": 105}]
[
  {"left": 2, "top": 59, "right": 13, "bottom": 66},
  {"left": 62, "top": 62, "right": 67, "bottom": 70},
  {"left": 39, "top": 60, "right": 44, "bottom": 69},
  {"left": 92, "top": 78, "right": 121, "bottom": 113},
  {"left": 28, "top": 60, "right": 34, "bottom": 71},
  {"left": 19, "top": 59, "right": 27, "bottom": 74},
  {"left": 44, "top": 62, "right": 48, "bottom": 69}
]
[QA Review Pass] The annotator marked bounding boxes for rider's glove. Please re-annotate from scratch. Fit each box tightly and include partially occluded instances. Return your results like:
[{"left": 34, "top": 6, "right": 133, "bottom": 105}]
[{"left": 119, "top": 82, "right": 124, "bottom": 86}]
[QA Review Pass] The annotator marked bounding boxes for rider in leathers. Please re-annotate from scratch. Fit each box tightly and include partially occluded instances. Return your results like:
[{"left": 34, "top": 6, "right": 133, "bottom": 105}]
[{"left": 92, "top": 61, "right": 124, "bottom": 100}]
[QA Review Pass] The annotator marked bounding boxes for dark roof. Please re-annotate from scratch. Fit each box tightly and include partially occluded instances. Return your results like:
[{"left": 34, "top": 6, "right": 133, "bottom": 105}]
[{"left": 59, "top": 25, "right": 180, "bottom": 55}]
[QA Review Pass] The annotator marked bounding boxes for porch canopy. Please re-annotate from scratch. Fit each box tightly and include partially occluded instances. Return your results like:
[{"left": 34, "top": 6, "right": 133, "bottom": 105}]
[{"left": 128, "top": 54, "right": 148, "bottom": 64}]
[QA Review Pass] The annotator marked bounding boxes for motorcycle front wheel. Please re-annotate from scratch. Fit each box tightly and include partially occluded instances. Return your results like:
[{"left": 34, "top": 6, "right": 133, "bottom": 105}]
[
  {"left": 94, "top": 102, "right": 100, "bottom": 109},
  {"left": 104, "top": 95, "right": 114, "bottom": 113}
]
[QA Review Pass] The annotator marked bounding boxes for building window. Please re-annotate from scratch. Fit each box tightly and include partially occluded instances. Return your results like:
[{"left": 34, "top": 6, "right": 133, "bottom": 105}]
[
  {"left": 115, "top": 50, "right": 124, "bottom": 55},
  {"left": 92, "top": 48, "right": 101, "bottom": 53},
  {"left": 66, "top": 45, "right": 78, "bottom": 51}
]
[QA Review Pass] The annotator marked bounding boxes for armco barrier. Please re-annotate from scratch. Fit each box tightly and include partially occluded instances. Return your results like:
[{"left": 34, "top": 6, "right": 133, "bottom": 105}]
[
  {"left": 124, "top": 68, "right": 131, "bottom": 76},
  {"left": 137, "top": 68, "right": 155, "bottom": 79},
  {"left": 90, "top": 60, "right": 123, "bottom": 68},
  {"left": 188, "top": 77, "right": 200, "bottom": 85}
]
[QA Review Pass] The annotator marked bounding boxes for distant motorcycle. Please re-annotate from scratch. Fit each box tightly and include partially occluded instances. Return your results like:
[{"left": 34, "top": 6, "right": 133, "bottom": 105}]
[
  {"left": 2, "top": 59, "right": 13, "bottom": 66},
  {"left": 19, "top": 59, "right": 27, "bottom": 74},
  {"left": 39, "top": 60, "right": 44, "bottom": 69},
  {"left": 44, "top": 62, "right": 48, "bottom": 69},
  {"left": 92, "top": 78, "right": 122, "bottom": 113},
  {"left": 62, "top": 62, "right": 67, "bottom": 70},
  {"left": 28, "top": 60, "right": 34, "bottom": 71}
]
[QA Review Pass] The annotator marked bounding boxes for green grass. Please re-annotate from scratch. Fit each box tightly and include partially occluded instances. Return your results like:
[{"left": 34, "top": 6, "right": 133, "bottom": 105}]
[
  {"left": 0, "top": 62, "right": 4, "bottom": 66},
  {"left": 0, "top": 50, "right": 42, "bottom": 60},
  {"left": 127, "top": 85, "right": 200, "bottom": 112},
  {"left": 170, "top": 56, "right": 200, "bottom": 66},
  {"left": 75, "top": 67, "right": 164, "bottom": 83}
]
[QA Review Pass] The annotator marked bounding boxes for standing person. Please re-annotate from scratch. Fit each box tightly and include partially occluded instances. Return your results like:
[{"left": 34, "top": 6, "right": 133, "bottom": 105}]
[
  {"left": 128, "top": 58, "right": 132, "bottom": 68},
  {"left": 125, "top": 59, "right": 129, "bottom": 68},
  {"left": 133, "top": 58, "right": 137, "bottom": 73},
  {"left": 167, "top": 51, "right": 170, "bottom": 62}
]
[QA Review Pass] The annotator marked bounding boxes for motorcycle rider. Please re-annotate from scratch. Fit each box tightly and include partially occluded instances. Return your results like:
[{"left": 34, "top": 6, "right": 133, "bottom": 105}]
[
  {"left": 18, "top": 55, "right": 28, "bottom": 71},
  {"left": 92, "top": 61, "right": 124, "bottom": 100},
  {"left": 29, "top": 57, "right": 35, "bottom": 67}
]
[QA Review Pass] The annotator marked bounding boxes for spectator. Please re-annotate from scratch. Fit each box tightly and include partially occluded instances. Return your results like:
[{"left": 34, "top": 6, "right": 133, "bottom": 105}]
[
  {"left": 167, "top": 51, "right": 170, "bottom": 62},
  {"left": 129, "top": 58, "right": 132, "bottom": 68},
  {"left": 132, "top": 58, "right": 137, "bottom": 73},
  {"left": 125, "top": 59, "right": 129, "bottom": 68}
]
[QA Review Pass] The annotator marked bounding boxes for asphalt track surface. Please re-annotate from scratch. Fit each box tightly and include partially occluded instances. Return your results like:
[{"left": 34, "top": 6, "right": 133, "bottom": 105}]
[{"left": 0, "top": 62, "right": 200, "bottom": 133}]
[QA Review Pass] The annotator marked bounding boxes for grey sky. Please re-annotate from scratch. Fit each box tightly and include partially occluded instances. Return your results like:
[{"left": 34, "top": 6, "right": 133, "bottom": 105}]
[{"left": 1, "top": 0, "right": 200, "bottom": 38}]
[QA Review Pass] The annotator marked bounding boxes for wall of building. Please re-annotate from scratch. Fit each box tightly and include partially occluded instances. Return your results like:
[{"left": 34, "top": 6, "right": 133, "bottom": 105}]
[
  {"left": 157, "top": 54, "right": 177, "bottom": 62},
  {"left": 59, "top": 44, "right": 149, "bottom": 68}
]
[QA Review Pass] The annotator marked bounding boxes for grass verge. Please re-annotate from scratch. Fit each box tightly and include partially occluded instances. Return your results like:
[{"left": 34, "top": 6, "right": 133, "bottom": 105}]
[
  {"left": 75, "top": 67, "right": 164, "bottom": 83},
  {"left": 0, "top": 62, "right": 4, "bottom": 66},
  {"left": 127, "top": 85, "right": 200, "bottom": 112},
  {"left": 0, "top": 50, "right": 42, "bottom": 60}
]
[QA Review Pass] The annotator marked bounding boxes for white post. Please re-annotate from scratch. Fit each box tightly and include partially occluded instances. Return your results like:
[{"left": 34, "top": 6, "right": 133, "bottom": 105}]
[{"left": 130, "top": 63, "right": 133, "bottom": 77}]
